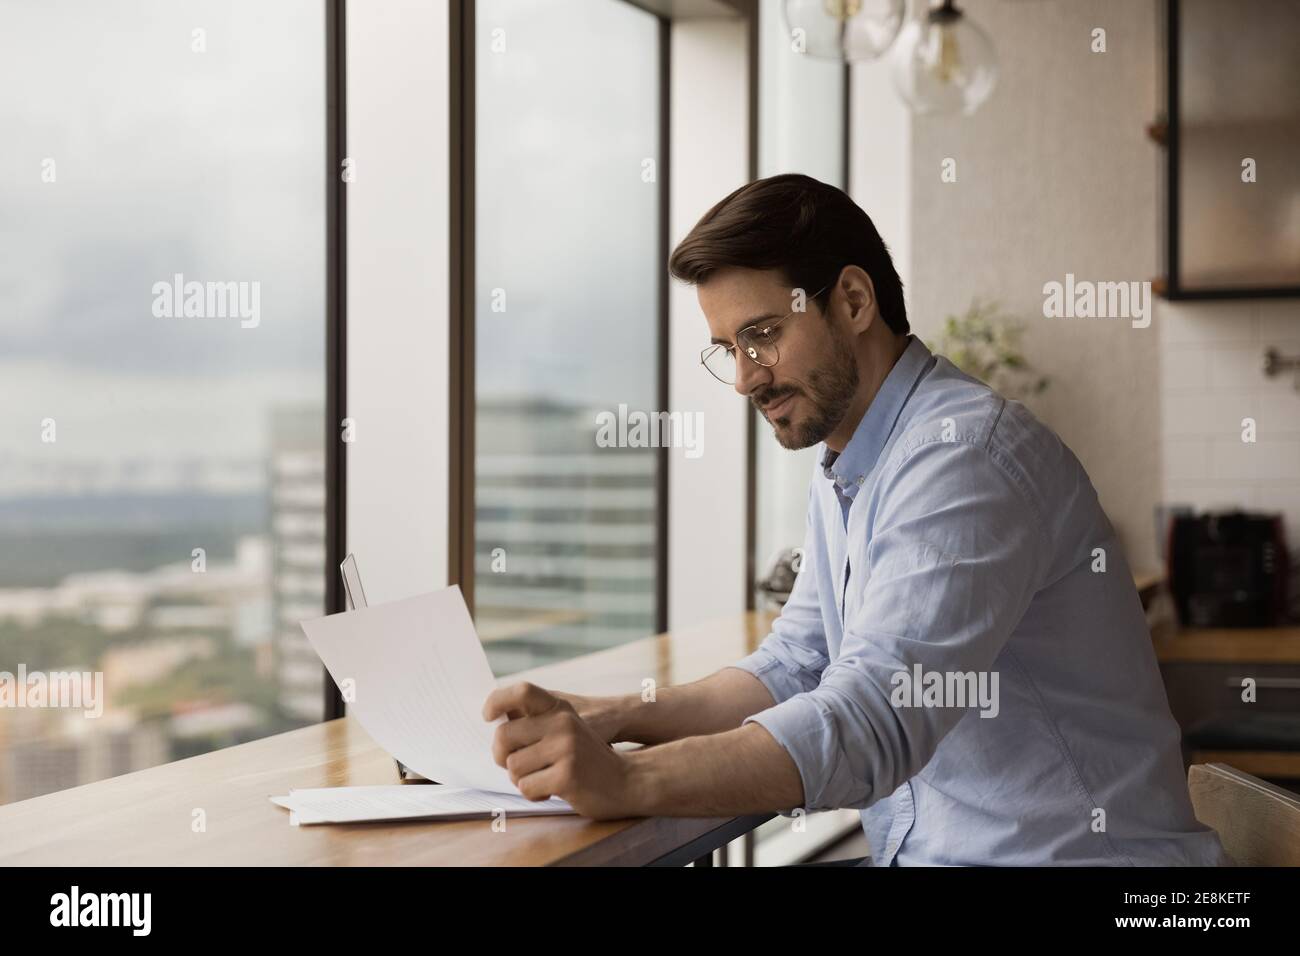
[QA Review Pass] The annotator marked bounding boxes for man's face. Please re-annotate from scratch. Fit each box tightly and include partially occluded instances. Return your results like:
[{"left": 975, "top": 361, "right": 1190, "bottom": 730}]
[{"left": 700, "top": 269, "right": 859, "bottom": 450}]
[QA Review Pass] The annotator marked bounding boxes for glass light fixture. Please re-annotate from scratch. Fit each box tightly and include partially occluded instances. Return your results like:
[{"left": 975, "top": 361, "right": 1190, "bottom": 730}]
[
  {"left": 782, "top": 0, "right": 906, "bottom": 62},
  {"left": 891, "top": 0, "right": 998, "bottom": 116}
]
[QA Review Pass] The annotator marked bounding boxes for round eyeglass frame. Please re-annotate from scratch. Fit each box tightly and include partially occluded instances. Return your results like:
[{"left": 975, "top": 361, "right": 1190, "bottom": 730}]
[{"left": 699, "top": 282, "right": 833, "bottom": 385}]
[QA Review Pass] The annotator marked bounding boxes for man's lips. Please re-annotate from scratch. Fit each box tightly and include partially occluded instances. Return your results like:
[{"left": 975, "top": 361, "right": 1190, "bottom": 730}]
[{"left": 763, "top": 393, "right": 796, "bottom": 419}]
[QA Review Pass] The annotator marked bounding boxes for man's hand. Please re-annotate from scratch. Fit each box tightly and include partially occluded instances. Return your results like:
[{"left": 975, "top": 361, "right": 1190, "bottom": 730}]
[
  {"left": 546, "top": 690, "right": 625, "bottom": 744},
  {"left": 483, "top": 682, "right": 641, "bottom": 820}
]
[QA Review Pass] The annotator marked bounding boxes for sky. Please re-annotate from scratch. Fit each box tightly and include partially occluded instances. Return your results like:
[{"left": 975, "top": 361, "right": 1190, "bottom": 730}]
[
  {"left": 0, "top": 0, "right": 673, "bottom": 496},
  {"left": 474, "top": 0, "right": 661, "bottom": 409},
  {"left": 0, "top": 0, "right": 325, "bottom": 485}
]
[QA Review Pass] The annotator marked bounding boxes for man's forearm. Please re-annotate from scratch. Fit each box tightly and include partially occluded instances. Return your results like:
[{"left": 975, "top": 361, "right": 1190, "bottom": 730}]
[
  {"left": 623, "top": 721, "right": 805, "bottom": 817},
  {"left": 593, "top": 666, "right": 777, "bottom": 746}
]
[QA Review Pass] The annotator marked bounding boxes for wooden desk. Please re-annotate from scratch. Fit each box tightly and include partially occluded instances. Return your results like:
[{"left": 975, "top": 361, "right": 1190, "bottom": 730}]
[
  {"left": 0, "top": 612, "right": 778, "bottom": 867},
  {"left": 18, "top": 577, "right": 1293, "bottom": 863}
]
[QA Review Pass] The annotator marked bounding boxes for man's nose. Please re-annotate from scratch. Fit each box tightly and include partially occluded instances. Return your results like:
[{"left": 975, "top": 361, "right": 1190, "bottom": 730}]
[{"left": 733, "top": 351, "right": 770, "bottom": 398}]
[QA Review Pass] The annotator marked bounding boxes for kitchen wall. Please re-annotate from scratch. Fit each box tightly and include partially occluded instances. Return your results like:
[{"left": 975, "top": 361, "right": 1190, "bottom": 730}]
[
  {"left": 1160, "top": 298, "right": 1300, "bottom": 549},
  {"left": 846, "top": 0, "right": 1300, "bottom": 572}
]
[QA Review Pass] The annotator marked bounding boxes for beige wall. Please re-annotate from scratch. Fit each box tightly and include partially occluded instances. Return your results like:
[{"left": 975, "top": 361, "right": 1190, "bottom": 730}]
[
  {"left": 904, "top": 0, "right": 1164, "bottom": 570},
  {"left": 668, "top": 18, "right": 752, "bottom": 630},
  {"left": 347, "top": 0, "right": 450, "bottom": 601}
]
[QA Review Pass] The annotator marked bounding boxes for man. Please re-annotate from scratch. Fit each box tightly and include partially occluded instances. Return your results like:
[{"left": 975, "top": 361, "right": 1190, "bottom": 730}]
[{"left": 483, "top": 173, "right": 1229, "bottom": 866}]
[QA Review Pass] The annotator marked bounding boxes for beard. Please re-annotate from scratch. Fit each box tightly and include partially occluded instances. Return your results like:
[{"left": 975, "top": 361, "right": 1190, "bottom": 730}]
[{"left": 753, "top": 334, "right": 859, "bottom": 450}]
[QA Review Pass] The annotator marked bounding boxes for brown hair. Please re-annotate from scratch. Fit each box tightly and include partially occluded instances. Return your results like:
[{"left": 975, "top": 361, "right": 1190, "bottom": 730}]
[{"left": 668, "top": 173, "right": 909, "bottom": 335}]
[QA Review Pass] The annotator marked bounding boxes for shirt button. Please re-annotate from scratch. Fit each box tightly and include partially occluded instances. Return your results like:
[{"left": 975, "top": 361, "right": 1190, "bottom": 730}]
[{"left": 856, "top": 476, "right": 865, "bottom": 485}]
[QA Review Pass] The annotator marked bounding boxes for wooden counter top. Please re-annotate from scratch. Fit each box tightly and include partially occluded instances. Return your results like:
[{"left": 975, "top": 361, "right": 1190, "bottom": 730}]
[
  {"left": 1151, "top": 624, "right": 1300, "bottom": 665},
  {"left": 6, "top": 584, "right": 1291, "bottom": 866},
  {"left": 0, "top": 611, "right": 776, "bottom": 867}
]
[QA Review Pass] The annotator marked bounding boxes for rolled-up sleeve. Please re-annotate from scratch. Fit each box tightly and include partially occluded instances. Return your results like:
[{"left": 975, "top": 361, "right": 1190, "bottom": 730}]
[
  {"left": 728, "top": 483, "right": 829, "bottom": 706},
  {"left": 742, "top": 438, "right": 1048, "bottom": 813}
]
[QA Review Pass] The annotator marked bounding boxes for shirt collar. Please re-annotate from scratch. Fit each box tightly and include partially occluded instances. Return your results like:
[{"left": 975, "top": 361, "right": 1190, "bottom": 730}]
[{"left": 821, "top": 335, "right": 934, "bottom": 488}]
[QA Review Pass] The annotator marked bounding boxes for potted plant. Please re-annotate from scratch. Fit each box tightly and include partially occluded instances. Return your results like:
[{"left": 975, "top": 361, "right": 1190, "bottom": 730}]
[{"left": 926, "top": 299, "right": 1049, "bottom": 400}]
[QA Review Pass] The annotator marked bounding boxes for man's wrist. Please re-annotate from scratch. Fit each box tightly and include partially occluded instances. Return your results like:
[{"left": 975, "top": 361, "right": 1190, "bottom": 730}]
[
  {"left": 587, "top": 694, "right": 634, "bottom": 743},
  {"left": 621, "top": 745, "right": 664, "bottom": 817}
]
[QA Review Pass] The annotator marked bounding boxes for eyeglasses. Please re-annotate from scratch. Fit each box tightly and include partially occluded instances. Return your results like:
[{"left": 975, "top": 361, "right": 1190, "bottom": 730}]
[{"left": 699, "top": 282, "right": 832, "bottom": 386}]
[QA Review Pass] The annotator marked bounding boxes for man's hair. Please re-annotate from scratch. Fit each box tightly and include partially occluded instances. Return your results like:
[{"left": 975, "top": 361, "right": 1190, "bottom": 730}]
[{"left": 668, "top": 173, "right": 909, "bottom": 335}]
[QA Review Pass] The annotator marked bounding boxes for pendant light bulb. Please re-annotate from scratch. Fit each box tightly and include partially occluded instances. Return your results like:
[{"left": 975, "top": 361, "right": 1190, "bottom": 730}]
[
  {"left": 891, "top": 0, "right": 998, "bottom": 116},
  {"left": 782, "top": 0, "right": 906, "bottom": 62}
]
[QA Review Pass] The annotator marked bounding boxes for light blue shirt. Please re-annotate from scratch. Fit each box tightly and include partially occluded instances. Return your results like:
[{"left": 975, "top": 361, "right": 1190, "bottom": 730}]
[{"left": 732, "top": 336, "right": 1229, "bottom": 866}]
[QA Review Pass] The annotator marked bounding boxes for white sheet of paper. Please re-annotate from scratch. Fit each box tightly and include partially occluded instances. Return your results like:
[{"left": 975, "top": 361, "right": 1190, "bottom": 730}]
[
  {"left": 299, "top": 586, "right": 517, "bottom": 794},
  {"left": 269, "top": 785, "right": 573, "bottom": 825}
]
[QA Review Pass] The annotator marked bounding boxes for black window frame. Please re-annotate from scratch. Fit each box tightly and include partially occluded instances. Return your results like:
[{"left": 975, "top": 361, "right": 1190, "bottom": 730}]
[
  {"left": 448, "top": 0, "right": 675, "bottom": 645},
  {"left": 325, "top": 0, "right": 348, "bottom": 720}
]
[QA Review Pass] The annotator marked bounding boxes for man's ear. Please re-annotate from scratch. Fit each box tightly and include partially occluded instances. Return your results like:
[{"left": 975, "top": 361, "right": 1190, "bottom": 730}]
[{"left": 840, "top": 266, "right": 879, "bottom": 333}]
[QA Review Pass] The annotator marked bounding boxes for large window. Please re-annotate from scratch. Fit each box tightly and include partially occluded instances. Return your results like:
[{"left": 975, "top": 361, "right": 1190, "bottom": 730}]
[
  {"left": 0, "top": 0, "right": 328, "bottom": 805},
  {"left": 472, "top": 0, "right": 663, "bottom": 673}
]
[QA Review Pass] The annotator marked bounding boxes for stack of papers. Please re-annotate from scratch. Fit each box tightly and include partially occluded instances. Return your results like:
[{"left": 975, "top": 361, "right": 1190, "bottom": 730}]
[
  {"left": 271, "top": 785, "right": 573, "bottom": 825},
  {"left": 273, "top": 586, "right": 576, "bottom": 826}
]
